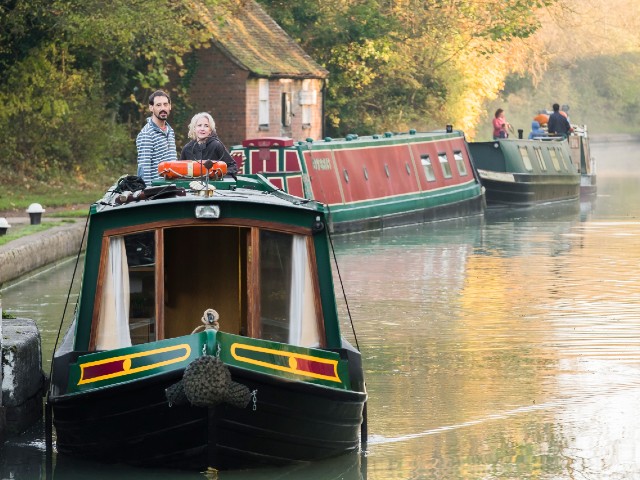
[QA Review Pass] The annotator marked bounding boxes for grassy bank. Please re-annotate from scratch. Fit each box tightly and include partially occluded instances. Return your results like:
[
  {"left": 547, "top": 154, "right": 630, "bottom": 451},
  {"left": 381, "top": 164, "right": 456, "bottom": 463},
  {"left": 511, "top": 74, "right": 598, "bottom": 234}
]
[
  {"left": 0, "top": 175, "right": 116, "bottom": 214},
  {"left": 0, "top": 174, "right": 115, "bottom": 246},
  {"left": 0, "top": 219, "right": 82, "bottom": 247}
]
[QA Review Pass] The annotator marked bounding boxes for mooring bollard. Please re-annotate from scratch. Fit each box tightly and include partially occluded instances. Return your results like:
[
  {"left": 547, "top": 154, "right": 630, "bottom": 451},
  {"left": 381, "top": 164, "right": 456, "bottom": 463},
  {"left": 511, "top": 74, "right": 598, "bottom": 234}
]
[
  {"left": 26, "top": 203, "right": 45, "bottom": 225},
  {"left": 0, "top": 218, "right": 10, "bottom": 236}
]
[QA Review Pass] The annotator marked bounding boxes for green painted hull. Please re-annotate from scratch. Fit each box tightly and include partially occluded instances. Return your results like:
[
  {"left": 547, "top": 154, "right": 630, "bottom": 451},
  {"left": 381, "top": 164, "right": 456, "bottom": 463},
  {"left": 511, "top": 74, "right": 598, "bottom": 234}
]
[
  {"left": 469, "top": 138, "right": 580, "bottom": 207},
  {"left": 231, "top": 130, "right": 485, "bottom": 233},
  {"left": 48, "top": 175, "right": 367, "bottom": 470}
]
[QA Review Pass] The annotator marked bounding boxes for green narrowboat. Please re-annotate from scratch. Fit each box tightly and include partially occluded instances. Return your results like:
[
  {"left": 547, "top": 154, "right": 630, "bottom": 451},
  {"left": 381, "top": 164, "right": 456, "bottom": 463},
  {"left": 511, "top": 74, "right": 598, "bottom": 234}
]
[
  {"left": 230, "top": 130, "right": 485, "bottom": 233},
  {"left": 468, "top": 137, "right": 581, "bottom": 207},
  {"left": 47, "top": 172, "right": 367, "bottom": 470}
]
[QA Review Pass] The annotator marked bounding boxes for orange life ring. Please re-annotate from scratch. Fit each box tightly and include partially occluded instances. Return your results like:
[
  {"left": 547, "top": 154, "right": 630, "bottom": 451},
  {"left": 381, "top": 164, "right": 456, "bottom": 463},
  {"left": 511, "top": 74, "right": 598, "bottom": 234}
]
[
  {"left": 158, "top": 160, "right": 228, "bottom": 179},
  {"left": 534, "top": 113, "right": 549, "bottom": 126}
]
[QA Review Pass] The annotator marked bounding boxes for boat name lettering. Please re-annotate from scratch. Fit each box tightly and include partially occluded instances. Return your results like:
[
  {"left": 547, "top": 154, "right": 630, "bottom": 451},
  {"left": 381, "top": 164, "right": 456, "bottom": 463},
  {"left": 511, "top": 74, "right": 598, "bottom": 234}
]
[{"left": 312, "top": 158, "right": 332, "bottom": 171}]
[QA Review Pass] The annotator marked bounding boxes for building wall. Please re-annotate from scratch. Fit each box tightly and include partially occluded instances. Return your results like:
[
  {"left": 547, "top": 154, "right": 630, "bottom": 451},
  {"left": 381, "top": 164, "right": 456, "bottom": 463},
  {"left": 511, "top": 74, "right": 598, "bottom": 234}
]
[
  {"left": 189, "top": 47, "right": 249, "bottom": 147},
  {"left": 190, "top": 46, "right": 325, "bottom": 147},
  {"left": 244, "top": 77, "right": 324, "bottom": 143}
]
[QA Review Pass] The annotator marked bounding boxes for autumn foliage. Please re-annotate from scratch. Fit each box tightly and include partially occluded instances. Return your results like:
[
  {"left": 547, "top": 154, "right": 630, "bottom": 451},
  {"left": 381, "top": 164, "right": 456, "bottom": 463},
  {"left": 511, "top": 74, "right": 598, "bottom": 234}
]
[{"left": 1, "top": 0, "right": 633, "bottom": 180}]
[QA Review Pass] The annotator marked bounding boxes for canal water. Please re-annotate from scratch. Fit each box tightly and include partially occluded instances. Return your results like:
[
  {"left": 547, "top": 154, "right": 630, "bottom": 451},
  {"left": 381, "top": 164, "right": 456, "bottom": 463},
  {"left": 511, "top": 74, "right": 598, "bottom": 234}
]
[{"left": 2, "top": 140, "right": 640, "bottom": 479}]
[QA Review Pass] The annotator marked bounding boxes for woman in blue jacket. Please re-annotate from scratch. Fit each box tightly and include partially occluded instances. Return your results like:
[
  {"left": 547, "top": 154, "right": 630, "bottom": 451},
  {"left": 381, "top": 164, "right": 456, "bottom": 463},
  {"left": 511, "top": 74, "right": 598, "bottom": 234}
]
[{"left": 528, "top": 120, "right": 547, "bottom": 139}]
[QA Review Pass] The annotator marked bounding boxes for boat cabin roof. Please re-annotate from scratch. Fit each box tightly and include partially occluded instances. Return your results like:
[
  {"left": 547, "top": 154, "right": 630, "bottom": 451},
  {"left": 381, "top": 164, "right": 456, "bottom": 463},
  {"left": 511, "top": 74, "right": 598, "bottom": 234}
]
[
  {"left": 238, "top": 129, "right": 464, "bottom": 152},
  {"left": 94, "top": 175, "right": 323, "bottom": 218}
]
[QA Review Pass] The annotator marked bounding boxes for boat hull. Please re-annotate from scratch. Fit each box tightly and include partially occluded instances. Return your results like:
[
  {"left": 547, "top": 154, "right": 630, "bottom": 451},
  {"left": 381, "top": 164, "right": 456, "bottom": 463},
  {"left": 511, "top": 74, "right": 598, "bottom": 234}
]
[
  {"left": 469, "top": 139, "right": 580, "bottom": 208},
  {"left": 232, "top": 131, "right": 485, "bottom": 233},
  {"left": 580, "top": 173, "right": 597, "bottom": 198},
  {"left": 327, "top": 192, "right": 485, "bottom": 233},
  {"left": 477, "top": 170, "right": 580, "bottom": 207},
  {"left": 51, "top": 366, "right": 366, "bottom": 470}
]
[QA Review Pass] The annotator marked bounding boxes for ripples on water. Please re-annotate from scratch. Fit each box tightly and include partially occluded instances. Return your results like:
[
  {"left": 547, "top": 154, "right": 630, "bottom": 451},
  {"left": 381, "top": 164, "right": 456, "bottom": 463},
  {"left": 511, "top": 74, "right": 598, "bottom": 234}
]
[{"left": 3, "top": 141, "right": 640, "bottom": 479}]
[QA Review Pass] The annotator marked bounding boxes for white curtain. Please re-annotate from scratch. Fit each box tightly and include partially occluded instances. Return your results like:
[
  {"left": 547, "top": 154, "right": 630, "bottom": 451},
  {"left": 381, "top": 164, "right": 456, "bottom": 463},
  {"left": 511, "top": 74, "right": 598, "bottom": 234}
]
[
  {"left": 96, "top": 236, "right": 132, "bottom": 350},
  {"left": 288, "top": 235, "right": 319, "bottom": 347}
]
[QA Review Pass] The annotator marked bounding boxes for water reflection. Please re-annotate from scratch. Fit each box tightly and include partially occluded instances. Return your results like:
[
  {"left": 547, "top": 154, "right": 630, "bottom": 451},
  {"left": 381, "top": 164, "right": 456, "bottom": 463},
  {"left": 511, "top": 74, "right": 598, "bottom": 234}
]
[
  {"left": 4, "top": 140, "right": 640, "bottom": 479},
  {"left": 1, "top": 421, "right": 366, "bottom": 480}
]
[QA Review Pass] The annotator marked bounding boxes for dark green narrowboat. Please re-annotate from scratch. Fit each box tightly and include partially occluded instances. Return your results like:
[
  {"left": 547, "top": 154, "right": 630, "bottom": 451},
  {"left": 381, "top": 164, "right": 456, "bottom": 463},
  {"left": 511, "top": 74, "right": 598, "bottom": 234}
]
[
  {"left": 468, "top": 137, "right": 581, "bottom": 207},
  {"left": 47, "top": 173, "right": 367, "bottom": 470}
]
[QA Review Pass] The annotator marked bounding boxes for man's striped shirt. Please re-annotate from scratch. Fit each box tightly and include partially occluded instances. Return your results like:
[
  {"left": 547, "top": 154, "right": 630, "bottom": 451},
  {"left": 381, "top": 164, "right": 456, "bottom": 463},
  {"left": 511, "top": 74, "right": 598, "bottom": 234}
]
[{"left": 136, "top": 117, "right": 177, "bottom": 185}]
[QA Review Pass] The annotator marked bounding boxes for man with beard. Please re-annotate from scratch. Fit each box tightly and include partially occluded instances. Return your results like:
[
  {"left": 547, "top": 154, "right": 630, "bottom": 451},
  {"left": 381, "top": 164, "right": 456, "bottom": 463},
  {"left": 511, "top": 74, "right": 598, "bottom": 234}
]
[{"left": 136, "top": 90, "right": 177, "bottom": 185}]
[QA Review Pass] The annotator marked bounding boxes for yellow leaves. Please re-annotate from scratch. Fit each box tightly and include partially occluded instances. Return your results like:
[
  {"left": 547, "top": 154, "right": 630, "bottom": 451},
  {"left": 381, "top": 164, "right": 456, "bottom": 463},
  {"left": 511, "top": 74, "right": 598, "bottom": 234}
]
[
  {"left": 329, "top": 39, "right": 393, "bottom": 92},
  {"left": 531, "top": 0, "right": 640, "bottom": 64}
]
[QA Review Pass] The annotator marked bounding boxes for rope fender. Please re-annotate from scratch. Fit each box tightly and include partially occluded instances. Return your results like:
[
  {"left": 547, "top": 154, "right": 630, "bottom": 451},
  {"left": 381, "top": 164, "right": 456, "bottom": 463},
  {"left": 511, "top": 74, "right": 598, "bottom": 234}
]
[{"left": 165, "top": 355, "right": 251, "bottom": 409}]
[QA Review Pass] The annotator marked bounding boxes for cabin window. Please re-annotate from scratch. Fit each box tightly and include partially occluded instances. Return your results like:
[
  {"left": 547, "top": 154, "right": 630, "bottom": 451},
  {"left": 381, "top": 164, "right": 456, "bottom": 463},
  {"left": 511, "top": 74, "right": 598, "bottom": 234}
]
[
  {"left": 259, "top": 79, "right": 269, "bottom": 127},
  {"left": 281, "top": 92, "right": 292, "bottom": 127},
  {"left": 518, "top": 146, "right": 533, "bottom": 171},
  {"left": 547, "top": 148, "right": 561, "bottom": 171},
  {"left": 556, "top": 147, "right": 570, "bottom": 171},
  {"left": 421, "top": 155, "right": 436, "bottom": 181},
  {"left": 438, "top": 153, "right": 452, "bottom": 178},
  {"left": 534, "top": 148, "right": 547, "bottom": 171},
  {"left": 259, "top": 230, "right": 320, "bottom": 347},
  {"left": 454, "top": 151, "right": 468, "bottom": 176},
  {"left": 94, "top": 231, "right": 156, "bottom": 350}
]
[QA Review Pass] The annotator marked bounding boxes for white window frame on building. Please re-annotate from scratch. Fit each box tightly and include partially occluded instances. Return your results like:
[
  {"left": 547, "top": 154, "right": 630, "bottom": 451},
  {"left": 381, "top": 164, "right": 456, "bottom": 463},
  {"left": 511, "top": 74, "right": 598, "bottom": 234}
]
[
  {"left": 299, "top": 79, "right": 316, "bottom": 129},
  {"left": 259, "top": 79, "right": 269, "bottom": 127},
  {"left": 281, "top": 92, "right": 292, "bottom": 127}
]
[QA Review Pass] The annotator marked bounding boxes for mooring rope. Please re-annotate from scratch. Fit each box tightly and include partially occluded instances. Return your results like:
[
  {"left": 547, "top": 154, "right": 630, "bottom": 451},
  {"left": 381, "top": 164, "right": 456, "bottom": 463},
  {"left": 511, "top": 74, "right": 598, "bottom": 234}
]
[
  {"left": 326, "top": 214, "right": 360, "bottom": 352},
  {"left": 47, "top": 207, "right": 90, "bottom": 376}
]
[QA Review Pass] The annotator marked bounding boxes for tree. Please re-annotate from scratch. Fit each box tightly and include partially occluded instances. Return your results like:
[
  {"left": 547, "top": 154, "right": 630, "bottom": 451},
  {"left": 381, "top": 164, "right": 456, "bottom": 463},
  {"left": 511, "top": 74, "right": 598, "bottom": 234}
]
[
  {"left": 0, "top": 0, "right": 222, "bottom": 180},
  {"left": 259, "top": 0, "right": 556, "bottom": 137}
]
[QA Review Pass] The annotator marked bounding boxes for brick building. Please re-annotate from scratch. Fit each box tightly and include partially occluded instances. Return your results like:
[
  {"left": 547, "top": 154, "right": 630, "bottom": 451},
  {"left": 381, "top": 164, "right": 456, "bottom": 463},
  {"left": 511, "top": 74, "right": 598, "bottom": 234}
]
[{"left": 186, "top": 0, "right": 329, "bottom": 148}]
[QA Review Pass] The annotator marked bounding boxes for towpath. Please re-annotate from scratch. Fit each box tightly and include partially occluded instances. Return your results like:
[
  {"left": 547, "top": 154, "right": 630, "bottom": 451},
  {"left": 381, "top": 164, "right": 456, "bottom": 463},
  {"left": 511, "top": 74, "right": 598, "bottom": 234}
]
[{"left": 0, "top": 212, "right": 86, "bottom": 286}]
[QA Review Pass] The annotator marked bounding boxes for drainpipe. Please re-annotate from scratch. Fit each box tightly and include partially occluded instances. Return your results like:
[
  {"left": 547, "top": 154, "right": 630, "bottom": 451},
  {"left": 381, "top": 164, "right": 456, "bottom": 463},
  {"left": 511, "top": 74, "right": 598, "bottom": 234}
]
[{"left": 321, "top": 78, "right": 326, "bottom": 140}]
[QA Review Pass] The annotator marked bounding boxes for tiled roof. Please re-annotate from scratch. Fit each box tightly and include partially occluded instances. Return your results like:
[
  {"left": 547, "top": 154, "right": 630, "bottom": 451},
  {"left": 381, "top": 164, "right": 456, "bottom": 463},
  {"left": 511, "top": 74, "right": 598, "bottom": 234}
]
[{"left": 197, "top": 0, "right": 329, "bottom": 79}]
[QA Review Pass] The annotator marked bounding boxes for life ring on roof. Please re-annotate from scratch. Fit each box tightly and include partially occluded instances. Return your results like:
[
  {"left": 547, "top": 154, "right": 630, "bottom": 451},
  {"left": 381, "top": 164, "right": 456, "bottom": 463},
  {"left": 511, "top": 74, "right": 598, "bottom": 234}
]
[{"left": 158, "top": 160, "right": 228, "bottom": 179}]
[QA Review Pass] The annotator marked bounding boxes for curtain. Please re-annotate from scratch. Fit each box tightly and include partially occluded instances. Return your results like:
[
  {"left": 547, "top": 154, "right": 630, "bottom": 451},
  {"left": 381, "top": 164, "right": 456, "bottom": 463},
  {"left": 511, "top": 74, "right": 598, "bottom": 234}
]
[
  {"left": 288, "top": 235, "right": 306, "bottom": 345},
  {"left": 96, "top": 236, "right": 132, "bottom": 350},
  {"left": 288, "top": 235, "right": 319, "bottom": 347}
]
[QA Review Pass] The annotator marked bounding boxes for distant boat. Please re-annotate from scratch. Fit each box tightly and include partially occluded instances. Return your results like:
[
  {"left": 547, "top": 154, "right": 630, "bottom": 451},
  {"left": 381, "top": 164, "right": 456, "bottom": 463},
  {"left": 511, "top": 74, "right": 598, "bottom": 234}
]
[
  {"left": 47, "top": 171, "right": 367, "bottom": 470},
  {"left": 531, "top": 108, "right": 596, "bottom": 198},
  {"left": 230, "top": 130, "right": 485, "bottom": 233},
  {"left": 468, "top": 137, "right": 581, "bottom": 207}
]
